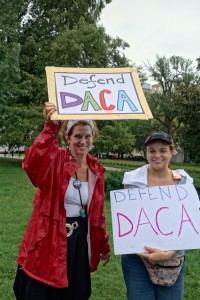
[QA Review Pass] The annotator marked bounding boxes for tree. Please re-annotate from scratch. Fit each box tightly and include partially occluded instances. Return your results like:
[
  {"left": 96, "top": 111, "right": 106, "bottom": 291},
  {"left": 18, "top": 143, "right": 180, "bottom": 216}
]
[
  {"left": 145, "top": 55, "right": 198, "bottom": 136},
  {"left": 0, "top": 0, "right": 130, "bottom": 148},
  {"left": 135, "top": 65, "right": 148, "bottom": 85},
  {"left": 17, "top": 0, "right": 129, "bottom": 105},
  {"left": 0, "top": 0, "right": 25, "bottom": 105},
  {"left": 125, "top": 119, "right": 153, "bottom": 153},
  {"left": 0, "top": 104, "right": 43, "bottom": 149},
  {"left": 145, "top": 55, "right": 200, "bottom": 161},
  {"left": 197, "top": 57, "right": 200, "bottom": 70},
  {"left": 94, "top": 121, "right": 135, "bottom": 158},
  {"left": 175, "top": 78, "right": 200, "bottom": 162}
]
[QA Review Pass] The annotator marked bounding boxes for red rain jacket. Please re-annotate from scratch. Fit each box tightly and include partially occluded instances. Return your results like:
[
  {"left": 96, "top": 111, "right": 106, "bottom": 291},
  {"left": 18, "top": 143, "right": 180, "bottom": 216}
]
[{"left": 16, "top": 122, "right": 110, "bottom": 288}]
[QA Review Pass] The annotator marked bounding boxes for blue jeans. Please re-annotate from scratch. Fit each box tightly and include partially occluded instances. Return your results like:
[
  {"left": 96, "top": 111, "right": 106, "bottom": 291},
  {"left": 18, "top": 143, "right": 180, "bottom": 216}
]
[{"left": 121, "top": 254, "right": 185, "bottom": 300}]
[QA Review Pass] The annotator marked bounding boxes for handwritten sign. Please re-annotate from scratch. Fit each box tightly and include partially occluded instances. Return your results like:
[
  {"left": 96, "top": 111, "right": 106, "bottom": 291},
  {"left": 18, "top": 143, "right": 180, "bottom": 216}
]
[
  {"left": 110, "top": 184, "right": 200, "bottom": 255},
  {"left": 45, "top": 67, "right": 153, "bottom": 120}
]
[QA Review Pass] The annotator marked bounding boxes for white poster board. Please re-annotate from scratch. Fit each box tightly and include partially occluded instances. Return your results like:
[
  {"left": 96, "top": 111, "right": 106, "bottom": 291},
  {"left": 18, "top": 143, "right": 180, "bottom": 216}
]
[
  {"left": 45, "top": 67, "right": 153, "bottom": 120},
  {"left": 110, "top": 184, "right": 200, "bottom": 255}
]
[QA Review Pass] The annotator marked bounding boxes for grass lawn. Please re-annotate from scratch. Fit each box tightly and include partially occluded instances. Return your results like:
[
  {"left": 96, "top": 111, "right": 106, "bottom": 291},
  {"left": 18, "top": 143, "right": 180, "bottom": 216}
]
[{"left": 1, "top": 157, "right": 200, "bottom": 299}]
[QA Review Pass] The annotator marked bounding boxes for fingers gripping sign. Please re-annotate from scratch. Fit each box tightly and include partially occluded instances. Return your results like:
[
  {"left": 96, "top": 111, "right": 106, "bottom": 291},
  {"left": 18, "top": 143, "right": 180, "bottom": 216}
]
[{"left": 43, "top": 102, "right": 59, "bottom": 125}]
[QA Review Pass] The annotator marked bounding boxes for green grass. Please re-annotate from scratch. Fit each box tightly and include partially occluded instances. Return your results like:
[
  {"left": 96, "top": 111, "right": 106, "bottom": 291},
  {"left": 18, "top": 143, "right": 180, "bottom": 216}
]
[{"left": 1, "top": 157, "right": 200, "bottom": 299}]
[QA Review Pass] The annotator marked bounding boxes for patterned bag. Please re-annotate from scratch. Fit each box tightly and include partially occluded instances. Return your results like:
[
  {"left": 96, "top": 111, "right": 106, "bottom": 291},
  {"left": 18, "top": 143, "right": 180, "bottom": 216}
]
[{"left": 142, "top": 256, "right": 185, "bottom": 286}]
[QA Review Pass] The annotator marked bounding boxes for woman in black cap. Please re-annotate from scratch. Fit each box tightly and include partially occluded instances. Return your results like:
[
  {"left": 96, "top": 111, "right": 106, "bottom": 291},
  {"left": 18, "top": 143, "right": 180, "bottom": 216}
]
[{"left": 121, "top": 131, "right": 193, "bottom": 300}]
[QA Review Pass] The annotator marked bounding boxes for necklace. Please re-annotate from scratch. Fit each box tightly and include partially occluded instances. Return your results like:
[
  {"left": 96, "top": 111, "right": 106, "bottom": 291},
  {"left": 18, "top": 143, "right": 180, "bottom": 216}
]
[{"left": 73, "top": 172, "right": 87, "bottom": 218}]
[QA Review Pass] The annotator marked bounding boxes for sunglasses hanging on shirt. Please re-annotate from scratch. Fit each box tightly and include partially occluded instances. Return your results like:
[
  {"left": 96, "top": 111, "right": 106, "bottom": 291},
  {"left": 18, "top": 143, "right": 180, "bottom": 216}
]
[{"left": 73, "top": 172, "right": 87, "bottom": 218}]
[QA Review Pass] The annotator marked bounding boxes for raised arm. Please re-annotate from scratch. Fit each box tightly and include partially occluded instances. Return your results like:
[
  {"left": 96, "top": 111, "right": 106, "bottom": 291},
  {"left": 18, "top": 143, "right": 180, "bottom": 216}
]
[{"left": 23, "top": 103, "right": 61, "bottom": 187}]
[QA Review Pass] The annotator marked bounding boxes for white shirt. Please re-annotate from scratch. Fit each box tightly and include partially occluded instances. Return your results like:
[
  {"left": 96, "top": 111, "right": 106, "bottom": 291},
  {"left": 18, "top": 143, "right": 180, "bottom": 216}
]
[{"left": 64, "top": 177, "right": 89, "bottom": 217}]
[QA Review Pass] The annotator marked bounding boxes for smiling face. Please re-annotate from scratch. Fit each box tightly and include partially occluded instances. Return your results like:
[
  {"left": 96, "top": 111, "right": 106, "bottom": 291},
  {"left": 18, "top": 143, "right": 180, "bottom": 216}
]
[
  {"left": 66, "top": 124, "right": 94, "bottom": 159},
  {"left": 146, "top": 140, "right": 173, "bottom": 171}
]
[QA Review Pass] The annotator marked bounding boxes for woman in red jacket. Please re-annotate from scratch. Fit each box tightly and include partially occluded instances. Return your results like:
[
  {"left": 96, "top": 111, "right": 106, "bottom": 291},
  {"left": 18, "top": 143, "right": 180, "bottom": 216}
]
[{"left": 13, "top": 102, "right": 110, "bottom": 300}]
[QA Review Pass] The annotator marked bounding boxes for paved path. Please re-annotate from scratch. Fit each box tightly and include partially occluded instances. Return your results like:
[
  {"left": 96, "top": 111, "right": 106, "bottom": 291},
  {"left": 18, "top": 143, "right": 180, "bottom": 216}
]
[
  {"left": 104, "top": 166, "right": 126, "bottom": 172},
  {"left": 0, "top": 154, "right": 24, "bottom": 159}
]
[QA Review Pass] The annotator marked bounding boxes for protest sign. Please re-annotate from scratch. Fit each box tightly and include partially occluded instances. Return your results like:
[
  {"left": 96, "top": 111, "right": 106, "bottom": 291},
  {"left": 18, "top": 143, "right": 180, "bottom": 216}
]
[
  {"left": 110, "top": 184, "right": 200, "bottom": 254},
  {"left": 45, "top": 67, "right": 153, "bottom": 120}
]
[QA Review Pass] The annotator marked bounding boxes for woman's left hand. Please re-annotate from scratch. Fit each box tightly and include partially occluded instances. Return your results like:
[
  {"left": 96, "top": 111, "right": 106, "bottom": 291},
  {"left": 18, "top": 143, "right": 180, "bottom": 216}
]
[
  {"left": 43, "top": 102, "right": 59, "bottom": 125},
  {"left": 137, "top": 246, "right": 177, "bottom": 264},
  {"left": 100, "top": 252, "right": 111, "bottom": 266}
]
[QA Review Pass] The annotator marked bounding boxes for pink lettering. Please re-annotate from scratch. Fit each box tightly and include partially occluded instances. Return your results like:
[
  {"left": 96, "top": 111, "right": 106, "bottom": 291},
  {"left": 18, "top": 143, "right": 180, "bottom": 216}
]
[
  {"left": 134, "top": 207, "right": 158, "bottom": 236},
  {"left": 156, "top": 207, "right": 173, "bottom": 236},
  {"left": 117, "top": 213, "right": 133, "bottom": 237},
  {"left": 178, "top": 204, "right": 199, "bottom": 236}
]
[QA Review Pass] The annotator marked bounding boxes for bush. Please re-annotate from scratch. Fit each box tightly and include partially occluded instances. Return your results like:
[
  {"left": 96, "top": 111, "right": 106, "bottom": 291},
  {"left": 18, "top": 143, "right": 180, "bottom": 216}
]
[
  {"left": 104, "top": 171, "right": 124, "bottom": 199},
  {"left": 104, "top": 167, "right": 200, "bottom": 199}
]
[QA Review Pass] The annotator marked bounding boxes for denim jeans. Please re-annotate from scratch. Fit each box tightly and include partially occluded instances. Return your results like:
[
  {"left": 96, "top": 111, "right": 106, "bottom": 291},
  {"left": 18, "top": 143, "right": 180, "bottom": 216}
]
[{"left": 121, "top": 254, "right": 185, "bottom": 300}]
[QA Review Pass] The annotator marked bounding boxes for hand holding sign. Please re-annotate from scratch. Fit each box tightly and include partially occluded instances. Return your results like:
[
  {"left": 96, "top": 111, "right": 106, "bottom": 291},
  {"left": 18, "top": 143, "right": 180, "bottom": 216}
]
[
  {"left": 138, "top": 246, "right": 177, "bottom": 264},
  {"left": 43, "top": 102, "right": 59, "bottom": 125}
]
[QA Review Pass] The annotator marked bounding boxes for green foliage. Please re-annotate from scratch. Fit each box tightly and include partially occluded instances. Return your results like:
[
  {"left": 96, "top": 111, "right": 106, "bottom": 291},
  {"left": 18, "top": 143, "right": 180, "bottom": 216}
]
[
  {"left": 148, "top": 55, "right": 194, "bottom": 84},
  {"left": 0, "top": 104, "right": 44, "bottom": 148},
  {"left": 17, "top": 0, "right": 129, "bottom": 105},
  {"left": 95, "top": 121, "right": 135, "bottom": 156},
  {"left": 197, "top": 57, "right": 200, "bottom": 70},
  {"left": 0, "top": 0, "right": 131, "bottom": 149},
  {"left": 135, "top": 65, "right": 148, "bottom": 85},
  {"left": 104, "top": 171, "right": 124, "bottom": 199},
  {"left": 174, "top": 80, "right": 200, "bottom": 162},
  {"left": 0, "top": 0, "right": 23, "bottom": 104},
  {"left": 99, "top": 159, "right": 145, "bottom": 169},
  {"left": 124, "top": 119, "right": 152, "bottom": 152},
  {"left": 49, "top": 18, "right": 129, "bottom": 68},
  {"left": 145, "top": 55, "right": 200, "bottom": 161},
  {"left": 146, "top": 55, "right": 197, "bottom": 134}
]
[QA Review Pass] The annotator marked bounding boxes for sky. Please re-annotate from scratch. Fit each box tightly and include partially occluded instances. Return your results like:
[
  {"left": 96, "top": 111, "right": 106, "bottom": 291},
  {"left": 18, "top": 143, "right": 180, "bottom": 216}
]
[{"left": 100, "top": 0, "right": 200, "bottom": 68}]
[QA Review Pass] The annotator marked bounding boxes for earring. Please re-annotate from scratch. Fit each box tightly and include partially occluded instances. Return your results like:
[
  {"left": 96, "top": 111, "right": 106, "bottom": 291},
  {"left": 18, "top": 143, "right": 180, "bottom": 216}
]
[{"left": 89, "top": 145, "right": 94, "bottom": 151}]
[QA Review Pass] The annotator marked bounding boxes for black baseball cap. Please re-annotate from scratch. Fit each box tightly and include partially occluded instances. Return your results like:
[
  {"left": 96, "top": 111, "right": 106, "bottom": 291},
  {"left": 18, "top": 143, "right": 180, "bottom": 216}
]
[{"left": 144, "top": 132, "right": 174, "bottom": 145}]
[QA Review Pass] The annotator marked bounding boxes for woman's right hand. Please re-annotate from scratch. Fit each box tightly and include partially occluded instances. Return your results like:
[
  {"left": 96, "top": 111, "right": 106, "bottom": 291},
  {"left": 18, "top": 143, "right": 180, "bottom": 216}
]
[
  {"left": 43, "top": 102, "right": 58, "bottom": 124},
  {"left": 137, "top": 246, "right": 177, "bottom": 264}
]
